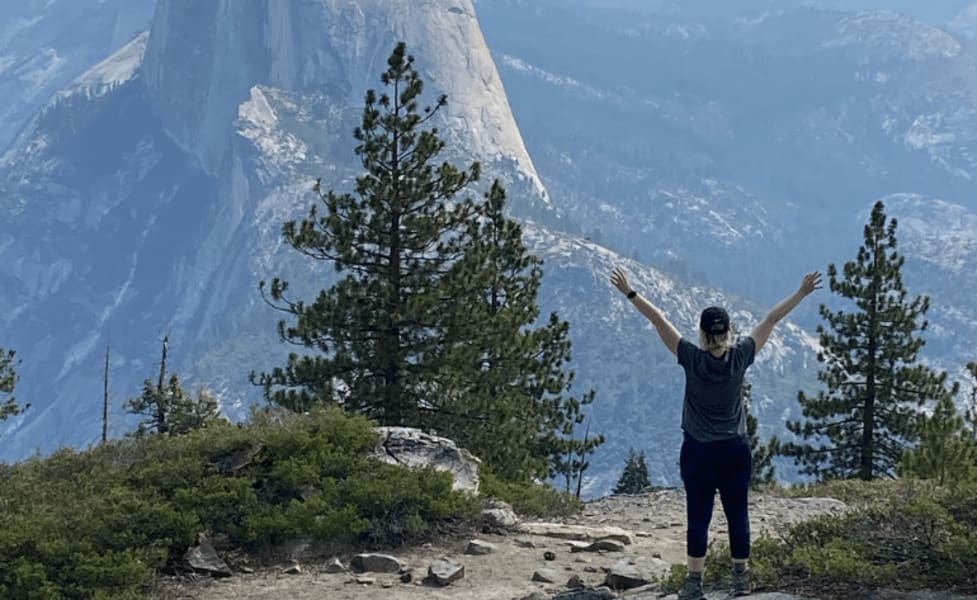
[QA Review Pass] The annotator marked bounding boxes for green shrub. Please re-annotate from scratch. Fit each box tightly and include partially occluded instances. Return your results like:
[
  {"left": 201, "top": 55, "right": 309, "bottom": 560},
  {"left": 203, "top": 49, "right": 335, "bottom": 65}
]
[
  {"left": 704, "top": 481, "right": 977, "bottom": 598},
  {"left": 479, "top": 469, "right": 582, "bottom": 518},
  {"left": 0, "top": 407, "right": 479, "bottom": 599},
  {"left": 656, "top": 563, "right": 686, "bottom": 594}
]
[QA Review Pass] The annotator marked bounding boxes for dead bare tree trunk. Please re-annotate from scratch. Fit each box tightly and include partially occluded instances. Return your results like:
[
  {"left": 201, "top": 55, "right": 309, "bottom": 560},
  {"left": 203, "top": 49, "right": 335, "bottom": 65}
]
[
  {"left": 102, "top": 343, "right": 110, "bottom": 443},
  {"left": 156, "top": 335, "right": 169, "bottom": 435}
]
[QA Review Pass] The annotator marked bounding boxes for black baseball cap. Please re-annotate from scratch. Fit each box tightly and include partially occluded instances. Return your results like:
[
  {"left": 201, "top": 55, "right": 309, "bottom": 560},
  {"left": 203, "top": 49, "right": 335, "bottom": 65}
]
[{"left": 699, "top": 306, "right": 730, "bottom": 335}]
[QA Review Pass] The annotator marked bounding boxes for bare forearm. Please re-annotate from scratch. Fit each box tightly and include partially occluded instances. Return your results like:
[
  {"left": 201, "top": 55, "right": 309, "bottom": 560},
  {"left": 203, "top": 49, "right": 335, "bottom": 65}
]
[
  {"left": 764, "top": 290, "right": 807, "bottom": 324},
  {"left": 629, "top": 293, "right": 681, "bottom": 354},
  {"left": 609, "top": 266, "right": 681, "bottom": 355},
  {"left": 631, "top": 293, "right": 667, "bottom": 326}
]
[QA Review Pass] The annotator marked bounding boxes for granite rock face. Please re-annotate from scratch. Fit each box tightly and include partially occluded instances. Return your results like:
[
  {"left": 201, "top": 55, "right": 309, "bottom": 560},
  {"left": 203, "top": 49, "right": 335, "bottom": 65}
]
[{"left": 0, "top": 0, "right": 549, "bottom": 460}]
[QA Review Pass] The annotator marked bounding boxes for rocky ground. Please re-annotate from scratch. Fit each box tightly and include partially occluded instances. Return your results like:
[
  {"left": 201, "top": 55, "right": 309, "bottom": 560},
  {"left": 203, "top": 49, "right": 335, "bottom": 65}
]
[
  {"left": 153, "top": 486, "right": 977, "bottom": 600},
  {"left": 154, "top": 488, "right": 867, "bottom": 600}
]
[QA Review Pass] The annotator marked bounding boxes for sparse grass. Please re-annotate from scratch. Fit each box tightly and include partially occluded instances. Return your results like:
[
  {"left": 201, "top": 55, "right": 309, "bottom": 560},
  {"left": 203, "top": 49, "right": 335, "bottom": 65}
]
[
  {"left": 693, "top": 479, "right": 977, "bottom": 599},
  {"left": 773, "top": 477, "right": 931, "bottom": 507}
]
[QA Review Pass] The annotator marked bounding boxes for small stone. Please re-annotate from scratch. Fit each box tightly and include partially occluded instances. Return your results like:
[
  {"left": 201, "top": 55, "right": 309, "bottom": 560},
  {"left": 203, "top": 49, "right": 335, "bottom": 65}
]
[
  {"left": 567, "top": 574, "right": 586, "bottom": 589},
  {"left": 652, "top": 552, "right": 662, "bottom": 559},
  {"left": 574, "top": 557, "right": 591, "bottom": 563},
  {"left": 281, "top": 563, "right": 301, "bottom": 575},
  {"left": 482, "top": 501, "right": 520, "bottom": 530},
  {"left": 573, "top": 540, "right": 624, "bottom": 552},
  {"left": 465, "top": 539, "right": 497, "bottom": 555},
  {"left": 183, "top": 540, "right": 232, "bottom": 577},
  {"left": 400, "top": 571, "right": 413, "bottom": 583},
  {"left": 323, "top": 558, "right": 346, "bottom": 574},
  {"left": 515, "top": 538, "right": 537, "bottom": 548},
  {"left": 381, "top": 581, "right": 392, "bottom": 588},
  {"left": 603, "top": 559, "right": 650, "bottom": 590},
  {"left": 238, "top": 566, "right": 254, "bottom": 574},
  {"left": 544, "top": 551, "right": 557, "bottom": 561},
  {"left": 583, "top": 566, "right": 599, "bottom": 573},
  {"left": 552, "top": 587, "right": 617, "bottom": 600},
  {"left": 532, "top": 568, "right": 558, "bottom": 583},
  {"left": 354, "top": 576, "right": 375, "bottom": 585},
  {"left": 428, "top": 558, "right": 465, "bottom": 586}
]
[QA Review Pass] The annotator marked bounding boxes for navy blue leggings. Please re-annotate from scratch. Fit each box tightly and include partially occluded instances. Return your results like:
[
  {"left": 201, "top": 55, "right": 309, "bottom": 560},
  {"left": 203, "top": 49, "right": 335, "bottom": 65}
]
[{"left": 679, "top": 432, "right": 752, "bottom": 559}]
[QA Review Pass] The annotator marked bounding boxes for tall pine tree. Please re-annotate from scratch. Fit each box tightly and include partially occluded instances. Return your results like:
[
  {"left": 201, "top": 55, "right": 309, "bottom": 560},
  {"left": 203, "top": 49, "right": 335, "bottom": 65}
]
[
  {"left": 436, "top": 182, "right": 603, "bottom": 481},
  {"left": 782, "top": 201, "right": 952, "bottom": 480},
  {"left": 253, "top": 43, "right": 481, "bottom": 425},
  {"left": 0, "top": 347, "right": 27, "bottom": 423},
  {"left": 254, "top": 43, "right": 600, "bottom": 481}
]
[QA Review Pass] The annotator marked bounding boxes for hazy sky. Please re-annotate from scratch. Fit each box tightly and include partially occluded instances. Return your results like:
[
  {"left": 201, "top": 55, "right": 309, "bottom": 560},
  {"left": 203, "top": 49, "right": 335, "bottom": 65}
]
[{"left": 621, "top": 0, "right": 974, "bottom": 24}]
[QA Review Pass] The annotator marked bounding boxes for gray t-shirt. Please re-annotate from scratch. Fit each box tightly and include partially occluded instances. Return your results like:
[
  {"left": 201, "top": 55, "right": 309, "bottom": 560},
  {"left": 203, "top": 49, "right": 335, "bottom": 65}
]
[{"left": 677, "top": 336, "right": 756, "bottom": 442}]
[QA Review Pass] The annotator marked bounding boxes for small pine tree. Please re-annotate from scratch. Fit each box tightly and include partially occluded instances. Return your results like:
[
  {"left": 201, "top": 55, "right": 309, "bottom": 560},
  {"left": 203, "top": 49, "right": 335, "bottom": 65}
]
[
  {"left": 125, "top": 337, "right": 219, "bottom": 436},
  {"left": 0, "top": 346, "right": 27, "bottom": 423},
  {"left": 613, "top": 448, "right": 651, "bottom": 495},
  {"left": 744, "top": 379, "right": 777, "bottom": 488},
  {"left": 781, "top": 201, "right": 952, "bottom": 480},
  {"left": 899, "top": 390, "right": 976, "bottom": 487}
]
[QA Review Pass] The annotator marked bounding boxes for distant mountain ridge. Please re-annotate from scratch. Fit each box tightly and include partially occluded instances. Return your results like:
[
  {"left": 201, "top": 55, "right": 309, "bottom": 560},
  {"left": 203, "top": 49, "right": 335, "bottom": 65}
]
[{"left": 2, "top": 0, "right": 974, "bottom": 496}]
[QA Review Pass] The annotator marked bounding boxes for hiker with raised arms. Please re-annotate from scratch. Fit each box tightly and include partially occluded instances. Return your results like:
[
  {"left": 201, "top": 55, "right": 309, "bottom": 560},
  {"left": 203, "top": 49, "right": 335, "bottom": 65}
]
[{"left": 609, "top": 266, "right": 822, "bottom": 599}]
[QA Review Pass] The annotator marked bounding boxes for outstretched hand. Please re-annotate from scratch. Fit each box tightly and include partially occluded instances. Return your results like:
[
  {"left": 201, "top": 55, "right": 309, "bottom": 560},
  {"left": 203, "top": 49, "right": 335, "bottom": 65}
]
[
  {"left": 610, "top": 266, "right": 632, "bottom": 296},
  {"left": 799, "top": 271, "right": 823, "bottom": 296}
]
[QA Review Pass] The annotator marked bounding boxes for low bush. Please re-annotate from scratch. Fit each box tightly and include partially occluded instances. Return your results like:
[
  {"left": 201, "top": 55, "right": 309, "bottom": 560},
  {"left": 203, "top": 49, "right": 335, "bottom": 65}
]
[
  {"left": 0, "top": 407, "right": 480, "bottom": 599},
  {"left": 692, "top": 480, "right": 977, "bottom": 599},
  {"left": 479, "top": 468, "right": 582, "bottom": 518}
]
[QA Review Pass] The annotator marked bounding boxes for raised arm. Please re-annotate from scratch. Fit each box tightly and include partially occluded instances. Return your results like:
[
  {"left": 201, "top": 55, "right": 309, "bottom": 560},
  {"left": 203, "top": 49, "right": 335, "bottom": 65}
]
[
  {"left": 751, "top": 271, "right": 822, "bottom": 353},
  {"left": 610, "top": 266, "right": 681, "bottom": 356}
]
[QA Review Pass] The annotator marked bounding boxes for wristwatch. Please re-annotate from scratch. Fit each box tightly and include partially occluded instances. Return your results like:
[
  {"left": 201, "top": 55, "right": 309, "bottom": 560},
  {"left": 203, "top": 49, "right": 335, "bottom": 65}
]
[{"left": 626, "top": 290, "right": 637, "bottom": 299}]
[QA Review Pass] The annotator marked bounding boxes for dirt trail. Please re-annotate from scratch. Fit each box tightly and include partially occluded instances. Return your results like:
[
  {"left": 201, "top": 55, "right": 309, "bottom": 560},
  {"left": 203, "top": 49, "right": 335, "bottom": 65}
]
[{"left": 154, "top": 489, "right": 849, "bottom": 600}]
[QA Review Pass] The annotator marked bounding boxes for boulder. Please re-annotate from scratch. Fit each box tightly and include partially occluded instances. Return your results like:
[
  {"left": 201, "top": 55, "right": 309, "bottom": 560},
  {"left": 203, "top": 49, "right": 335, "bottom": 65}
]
[{"left": 373, "top": 427, "right": 481, "bottom": 494}]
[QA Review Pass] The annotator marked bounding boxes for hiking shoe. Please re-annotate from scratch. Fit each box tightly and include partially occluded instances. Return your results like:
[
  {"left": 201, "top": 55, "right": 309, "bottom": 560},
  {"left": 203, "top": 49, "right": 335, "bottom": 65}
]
[
  {"left": 732, "top": 568, "right": 751, "bottom": 596},
  {"left": 676, "top": 575, "right": 706, "bottom": 600}
]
